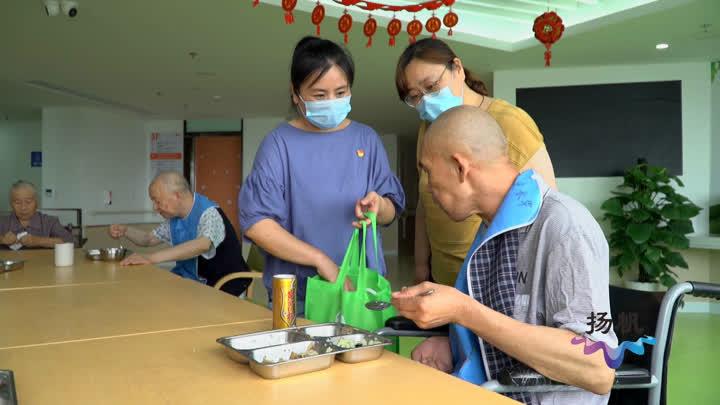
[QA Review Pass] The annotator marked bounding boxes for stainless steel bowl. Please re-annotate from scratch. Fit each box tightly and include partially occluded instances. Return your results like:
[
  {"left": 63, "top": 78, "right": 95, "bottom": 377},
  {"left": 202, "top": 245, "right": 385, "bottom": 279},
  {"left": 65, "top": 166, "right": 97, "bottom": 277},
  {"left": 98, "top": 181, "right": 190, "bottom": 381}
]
[
  {"left": 0, "top": 260, "right": 24, "bottom": 273},
  {"left": 85, "top": 247, "right": 128, "bottom": 261}
]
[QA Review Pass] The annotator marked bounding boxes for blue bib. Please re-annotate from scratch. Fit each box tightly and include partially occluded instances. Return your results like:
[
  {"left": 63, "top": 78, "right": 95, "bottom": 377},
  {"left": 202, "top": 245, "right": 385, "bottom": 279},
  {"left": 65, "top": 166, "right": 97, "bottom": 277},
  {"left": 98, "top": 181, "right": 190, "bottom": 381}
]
[
  {"left": 169, "top": 193, "right": 218, "bottom": 282},
  {"left": 450, "top": 170, "right": 543, "bottom": 385}
]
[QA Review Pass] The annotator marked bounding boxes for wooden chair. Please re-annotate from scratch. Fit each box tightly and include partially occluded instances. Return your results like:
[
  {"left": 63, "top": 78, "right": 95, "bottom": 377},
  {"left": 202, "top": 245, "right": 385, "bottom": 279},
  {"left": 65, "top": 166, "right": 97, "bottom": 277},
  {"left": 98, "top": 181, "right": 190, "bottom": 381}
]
[
  {"left": 213, "top": 244, "right": 265, "bottom": 300},
  {"left": 214, "top": 271, "right": 263, "bottom": 299}
]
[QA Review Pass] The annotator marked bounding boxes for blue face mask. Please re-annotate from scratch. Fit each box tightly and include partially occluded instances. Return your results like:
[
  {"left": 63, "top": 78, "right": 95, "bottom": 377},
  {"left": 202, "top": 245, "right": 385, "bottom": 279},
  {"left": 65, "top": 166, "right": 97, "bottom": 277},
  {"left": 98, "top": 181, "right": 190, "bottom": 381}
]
[
  {"left": 301, "top": 95, "right": 352, "bottom": 130},
  {"left": 416, "top": 86, "right": 463, "bottom": 122}
]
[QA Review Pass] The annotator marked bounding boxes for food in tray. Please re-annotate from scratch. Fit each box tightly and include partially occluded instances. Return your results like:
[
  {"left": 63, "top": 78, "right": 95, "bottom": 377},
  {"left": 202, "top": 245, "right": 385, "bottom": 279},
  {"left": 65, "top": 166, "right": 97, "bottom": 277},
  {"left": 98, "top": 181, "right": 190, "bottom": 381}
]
[
  {"left": 334, "top": 336, "right": 384, "bottom": 349},
  {"left": 261, "top": 346, "right": 326, "bottom": 364}
]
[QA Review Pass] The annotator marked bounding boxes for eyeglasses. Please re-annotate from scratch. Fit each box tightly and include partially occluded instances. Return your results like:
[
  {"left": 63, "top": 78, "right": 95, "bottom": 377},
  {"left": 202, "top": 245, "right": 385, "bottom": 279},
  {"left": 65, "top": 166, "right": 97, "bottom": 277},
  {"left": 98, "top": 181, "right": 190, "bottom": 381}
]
[{"left": 404, "top": 65, "right": 449, "bottom": 108}]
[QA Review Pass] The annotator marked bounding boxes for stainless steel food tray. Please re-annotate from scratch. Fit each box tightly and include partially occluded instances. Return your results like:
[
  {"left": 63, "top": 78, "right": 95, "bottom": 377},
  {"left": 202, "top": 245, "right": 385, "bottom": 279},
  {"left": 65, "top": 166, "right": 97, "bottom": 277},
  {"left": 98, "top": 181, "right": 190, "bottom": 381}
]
[
  {"left": 217, "top": 323, "right": 392, "bottom": 378},
  {"left": 0, "top": 260, "right": 24, "bottom": 273}
]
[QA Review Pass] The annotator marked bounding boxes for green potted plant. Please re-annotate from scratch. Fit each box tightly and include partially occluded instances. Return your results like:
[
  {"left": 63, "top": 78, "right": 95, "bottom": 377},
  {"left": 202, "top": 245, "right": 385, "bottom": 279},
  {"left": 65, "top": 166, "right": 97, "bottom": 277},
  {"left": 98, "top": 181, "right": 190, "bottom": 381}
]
[{"left": 601, "top": 159, "right": 701, "bottom": 291}]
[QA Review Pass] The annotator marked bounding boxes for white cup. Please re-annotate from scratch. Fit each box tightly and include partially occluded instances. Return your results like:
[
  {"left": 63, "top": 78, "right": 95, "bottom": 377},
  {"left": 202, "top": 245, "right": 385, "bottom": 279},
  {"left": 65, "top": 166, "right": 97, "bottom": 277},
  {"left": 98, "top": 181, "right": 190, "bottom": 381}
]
[{"left": 54, "top": 242, "right": 75, "bottom": 267}]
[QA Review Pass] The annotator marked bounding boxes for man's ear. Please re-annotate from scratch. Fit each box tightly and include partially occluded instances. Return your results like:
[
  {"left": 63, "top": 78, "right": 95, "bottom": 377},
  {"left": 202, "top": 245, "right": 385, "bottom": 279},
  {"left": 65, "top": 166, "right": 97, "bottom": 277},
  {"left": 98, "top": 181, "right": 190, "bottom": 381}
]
[{"left": 450, "top": 152, "right": 472, "bottom": 183}]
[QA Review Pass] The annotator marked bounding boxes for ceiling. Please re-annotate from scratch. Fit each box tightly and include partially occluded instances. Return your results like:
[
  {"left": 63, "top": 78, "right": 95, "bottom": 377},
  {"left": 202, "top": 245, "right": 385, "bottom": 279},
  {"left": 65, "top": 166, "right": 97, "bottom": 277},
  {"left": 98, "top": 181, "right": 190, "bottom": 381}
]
[{"left": 0, "top": 0, "right": 718, "bottom": 136}]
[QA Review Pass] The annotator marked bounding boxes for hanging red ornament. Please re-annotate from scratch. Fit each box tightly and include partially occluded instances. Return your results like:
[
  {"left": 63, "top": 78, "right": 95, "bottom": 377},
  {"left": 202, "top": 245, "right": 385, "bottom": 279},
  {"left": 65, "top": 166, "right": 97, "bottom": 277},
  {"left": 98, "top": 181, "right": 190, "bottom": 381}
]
[
  {"left": 443, "top": 10, "right": 458, "bottom": 36},
  {"left": 532, "top": 11, "right": 564, "bottom": 67},
  {"left": 407, "top": 16, "right": 423, "bottom": 44},
  {"left": 364, "top": 15, "right": 378, "bottom": 47},
  {"left": 338, "top": 10, "right": 353, "bottom": 44},
  {"left": 387, "top": 16, "right": 402, "bottom": 46},
  {"left": 282, "top": 0, "right": 297, "bottom": 24},
  {"left": 311, "top": 2, "right": 325, "bottom": 35},
  {"left": 425, "top": 15, "right": 441, "bottom": 39}
]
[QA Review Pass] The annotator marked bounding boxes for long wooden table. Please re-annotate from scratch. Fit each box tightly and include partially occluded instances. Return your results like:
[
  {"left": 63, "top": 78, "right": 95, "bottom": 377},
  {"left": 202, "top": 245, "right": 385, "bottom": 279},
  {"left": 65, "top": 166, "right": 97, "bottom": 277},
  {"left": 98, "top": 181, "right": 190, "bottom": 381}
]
[
  {"left": 0, "top": 250, "right": 518, "bottom": 404},
  {"left": 0, "top": 249, "right": 174, "bottom": 290}
]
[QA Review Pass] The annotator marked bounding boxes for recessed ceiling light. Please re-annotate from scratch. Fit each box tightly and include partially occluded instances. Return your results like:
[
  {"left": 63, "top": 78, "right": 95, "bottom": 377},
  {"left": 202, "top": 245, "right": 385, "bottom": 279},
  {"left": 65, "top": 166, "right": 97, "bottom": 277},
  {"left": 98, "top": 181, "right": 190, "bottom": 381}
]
[{"left": 656, "top": 43, "right": 669, "bottom": 50}]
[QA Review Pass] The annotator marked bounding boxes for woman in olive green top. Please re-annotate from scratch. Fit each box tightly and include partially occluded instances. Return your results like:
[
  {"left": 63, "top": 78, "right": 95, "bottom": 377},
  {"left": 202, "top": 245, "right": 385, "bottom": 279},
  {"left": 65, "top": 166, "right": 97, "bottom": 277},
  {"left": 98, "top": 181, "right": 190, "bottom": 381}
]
[{"left": 395, "top": 38, "right": 558, "bottom": 286}]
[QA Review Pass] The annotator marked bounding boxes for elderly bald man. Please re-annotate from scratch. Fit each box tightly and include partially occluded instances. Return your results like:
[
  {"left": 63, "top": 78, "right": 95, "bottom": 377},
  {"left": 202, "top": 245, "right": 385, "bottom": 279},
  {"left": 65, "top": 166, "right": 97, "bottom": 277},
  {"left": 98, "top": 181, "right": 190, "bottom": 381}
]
[
  {"left": 1, "top": 180, "right": 74, "bottom": 250},
  {"left": 110, "top": 171, "right": 250, "bottom": 295},
  {"left": 392, "top": 106, "right": 616, "bottom": 404}
]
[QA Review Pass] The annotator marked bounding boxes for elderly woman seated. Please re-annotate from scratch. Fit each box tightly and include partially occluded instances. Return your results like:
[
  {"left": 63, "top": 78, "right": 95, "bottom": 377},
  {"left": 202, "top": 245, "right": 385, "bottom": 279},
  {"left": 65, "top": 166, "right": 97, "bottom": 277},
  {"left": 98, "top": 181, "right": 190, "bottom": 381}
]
[{"left": 1, "top": 180, "right": 74, "bottom": 249}]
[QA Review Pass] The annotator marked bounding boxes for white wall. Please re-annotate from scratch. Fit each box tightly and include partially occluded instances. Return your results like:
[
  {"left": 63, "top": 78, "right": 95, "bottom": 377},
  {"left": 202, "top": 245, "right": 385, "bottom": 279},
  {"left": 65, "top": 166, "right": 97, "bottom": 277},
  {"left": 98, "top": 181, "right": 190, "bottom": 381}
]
[
  {"left": 711, "top": 75, "right": 720, "bottom": 205},
  {"left": 41, "top": 107, "right": 180, "bottom": 226},
  {"left": 0, "top": 120, "right": 42, "bottom": 210},
  {"left": 494, "top": 62, "right": 712, "bottom": 235},
  {"left": 242, "top": 117, "right": 285, "bottom": 182}
]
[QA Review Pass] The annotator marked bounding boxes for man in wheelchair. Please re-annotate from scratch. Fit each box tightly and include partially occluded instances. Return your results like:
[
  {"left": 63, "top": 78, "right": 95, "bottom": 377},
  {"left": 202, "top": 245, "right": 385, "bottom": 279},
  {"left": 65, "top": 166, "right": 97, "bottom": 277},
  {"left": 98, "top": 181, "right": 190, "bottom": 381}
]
[{"left": 392, "top": 106, "right": 617, "bottom": 404}]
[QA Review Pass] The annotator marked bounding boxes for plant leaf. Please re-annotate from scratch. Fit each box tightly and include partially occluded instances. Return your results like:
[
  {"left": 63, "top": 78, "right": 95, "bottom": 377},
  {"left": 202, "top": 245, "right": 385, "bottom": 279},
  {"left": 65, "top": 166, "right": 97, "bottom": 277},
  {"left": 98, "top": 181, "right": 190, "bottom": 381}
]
[
  {"left": 627, "top": 223, "right": 654, "bottom": 244},
  {"left": 665, "top": 251, "right": 689, "bottom": 269},
  {"left": 630, "top": 209, "right": 651, "bottom": 222},
  {"left": 668, "top": 219, "right": 694, "bottom": 235},
  {"left": 644, "top": 246, "right": 663, "bottom": 263},
  {"left": 668, "top": 234, "right": 690, "bottom": 250},
  {"left": 601, "top": 198, "right": 624, "bottom": 217},
  {"left": 660, "top": 274, "right": 677, "bottom": 288}
]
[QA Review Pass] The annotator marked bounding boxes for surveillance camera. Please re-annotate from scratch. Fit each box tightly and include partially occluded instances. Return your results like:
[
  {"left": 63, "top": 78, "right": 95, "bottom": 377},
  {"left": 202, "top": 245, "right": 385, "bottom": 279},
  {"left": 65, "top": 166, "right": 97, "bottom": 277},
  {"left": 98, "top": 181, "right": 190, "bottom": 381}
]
[
  {"left": 60, "top": 0, "right": 78, "bottom": 17},
  {"left": 44, "top": 0, "right": 60, "bottom": 16}
]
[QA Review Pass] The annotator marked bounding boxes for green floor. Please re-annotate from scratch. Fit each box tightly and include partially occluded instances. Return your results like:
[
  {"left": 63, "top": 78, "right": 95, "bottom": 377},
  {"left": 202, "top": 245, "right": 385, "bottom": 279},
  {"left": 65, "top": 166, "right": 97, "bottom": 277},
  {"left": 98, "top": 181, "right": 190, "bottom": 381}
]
[{"left": 396, "top": 313, "right": 720, "bottom": 404}]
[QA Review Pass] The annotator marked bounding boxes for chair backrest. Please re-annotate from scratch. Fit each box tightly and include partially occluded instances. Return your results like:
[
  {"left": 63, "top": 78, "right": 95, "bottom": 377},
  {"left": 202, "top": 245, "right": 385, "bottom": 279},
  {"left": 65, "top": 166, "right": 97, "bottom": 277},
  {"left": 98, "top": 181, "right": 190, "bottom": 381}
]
[
  {"left": 41, "top": 208, "right": 85, "bottom": 247},
  {"left": 608, "top": 285, "right": 682, "bottom": 405}
]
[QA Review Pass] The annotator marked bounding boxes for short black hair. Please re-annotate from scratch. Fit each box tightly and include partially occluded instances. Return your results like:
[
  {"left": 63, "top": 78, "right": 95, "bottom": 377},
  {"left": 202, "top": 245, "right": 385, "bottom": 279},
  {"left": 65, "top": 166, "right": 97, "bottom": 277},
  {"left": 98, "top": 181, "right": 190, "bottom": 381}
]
[{"left": 290, "top": 36, "right": 355, "bottom": 94}]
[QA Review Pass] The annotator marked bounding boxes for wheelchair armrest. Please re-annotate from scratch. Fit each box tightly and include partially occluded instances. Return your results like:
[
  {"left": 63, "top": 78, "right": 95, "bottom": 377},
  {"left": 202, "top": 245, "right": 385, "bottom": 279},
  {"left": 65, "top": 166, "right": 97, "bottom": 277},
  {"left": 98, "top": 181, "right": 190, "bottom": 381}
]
[
  {"left": 497, "top": 365, "right": 563, "bottom": 387},
  {"left": 375, "top": 316, "right": 449, "bottom": 337},
  {"left": 384, "top": 316, "right": 450, "bottom": 334},
  {"left": 689, "top": 281, "right": 720, "bottom": 300}
]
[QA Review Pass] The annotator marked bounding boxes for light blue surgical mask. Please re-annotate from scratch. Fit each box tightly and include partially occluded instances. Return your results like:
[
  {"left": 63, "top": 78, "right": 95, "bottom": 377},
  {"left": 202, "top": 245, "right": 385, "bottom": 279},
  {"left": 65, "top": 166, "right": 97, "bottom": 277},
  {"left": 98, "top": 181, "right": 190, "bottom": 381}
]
[
  {"left": 416, "top": 86, "right": 463, "bottom": 122},
  {"left": 300, "top": 95, "right": 352, "bottom": 130}
]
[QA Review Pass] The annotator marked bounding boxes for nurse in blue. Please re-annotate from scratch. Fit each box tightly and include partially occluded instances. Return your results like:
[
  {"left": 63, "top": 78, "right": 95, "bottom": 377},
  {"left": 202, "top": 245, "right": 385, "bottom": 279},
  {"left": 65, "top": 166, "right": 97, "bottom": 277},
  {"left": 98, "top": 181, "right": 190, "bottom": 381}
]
[{"left": 239, "top": 36, "right": 405, "bottom": 313}]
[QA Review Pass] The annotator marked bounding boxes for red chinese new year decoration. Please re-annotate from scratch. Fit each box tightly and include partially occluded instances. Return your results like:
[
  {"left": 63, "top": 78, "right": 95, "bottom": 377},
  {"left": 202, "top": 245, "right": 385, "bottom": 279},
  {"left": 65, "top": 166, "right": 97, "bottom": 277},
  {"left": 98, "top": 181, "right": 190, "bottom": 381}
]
[
  {"left": 250, "top": 0, "right": 460, "bottom": 47},
  {"left": 338, "top": 11, "right": 353, "bottom": 44},
  {"left": 311, "top": 2, "right": 325, "bottom": 35},
  {"left": 364, "top": 15, "right": 378, "bottom": 47},
  {"left": 282, "top": 0, "right": 297, "bottom": 24},
  {"left": 533, "top": 11, "right": 564, "bottom": 67},
  {"left": 332, "top": 0, "right": 453, "bottom": 13},
  {"left": 425, "top": 15, "right": 441, "bottom": 39},
  {"left": 407, "top": 17, "right": 423, "bottom": 44},
  {"left": 387, "top": 16, "right": 402, "bottom": 46},
  {"left": 443, "top": 9, "right": 458, "bottom": 36}
]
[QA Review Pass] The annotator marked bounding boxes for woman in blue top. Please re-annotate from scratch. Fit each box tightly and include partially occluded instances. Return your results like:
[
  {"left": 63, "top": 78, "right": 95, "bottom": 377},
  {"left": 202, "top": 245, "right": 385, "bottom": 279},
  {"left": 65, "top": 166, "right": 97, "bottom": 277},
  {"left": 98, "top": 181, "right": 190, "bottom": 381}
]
[{"left": 239, "top": 36, "right": 405, "bottom": 313}]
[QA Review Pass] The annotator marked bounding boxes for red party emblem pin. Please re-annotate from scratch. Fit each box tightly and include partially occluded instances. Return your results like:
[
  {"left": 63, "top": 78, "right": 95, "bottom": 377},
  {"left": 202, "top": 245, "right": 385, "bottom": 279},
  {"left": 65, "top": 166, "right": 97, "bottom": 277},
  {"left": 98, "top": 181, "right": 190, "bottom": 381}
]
[{"left": 356, "top": 149, "right": 365, "bottom": 158}]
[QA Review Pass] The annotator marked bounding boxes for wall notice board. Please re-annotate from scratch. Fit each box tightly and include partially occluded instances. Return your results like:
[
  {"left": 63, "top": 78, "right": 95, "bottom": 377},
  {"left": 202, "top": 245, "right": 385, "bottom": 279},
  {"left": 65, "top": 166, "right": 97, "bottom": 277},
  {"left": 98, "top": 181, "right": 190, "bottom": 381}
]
[{"left": 516, "top": 81, "right": 682, "bottom": 177}]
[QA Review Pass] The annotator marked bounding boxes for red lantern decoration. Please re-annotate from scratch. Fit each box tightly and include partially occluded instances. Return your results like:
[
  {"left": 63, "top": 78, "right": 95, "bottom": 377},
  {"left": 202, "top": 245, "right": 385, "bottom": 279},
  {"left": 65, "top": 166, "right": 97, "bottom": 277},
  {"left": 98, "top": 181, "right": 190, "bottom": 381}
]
[
  {"left": 387, "top": 16, "right": 402, "bottom": 46},
  {"left": 533, "top": 11, "right": 564, "bottom": 67},
  {"left": 443, "top": 10, "right": 458, "bottom": 36},
  {"left": 282, "top": 0, "right": 297, "bottom": 24},
  {"left": 311, "top": 2, "right": 325, "bottom": 35},
  {"left": 425, "top": 15, "right": 441, "bottom": 39},
  {"left": 364, "top": 15, "right": 378, "bottom": 47},
  {"left": 338, "top": 11, "right": 353, "bottom": 44},
  {"left": 407, "top": 17, "right": 423, "bottom": 44}
]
